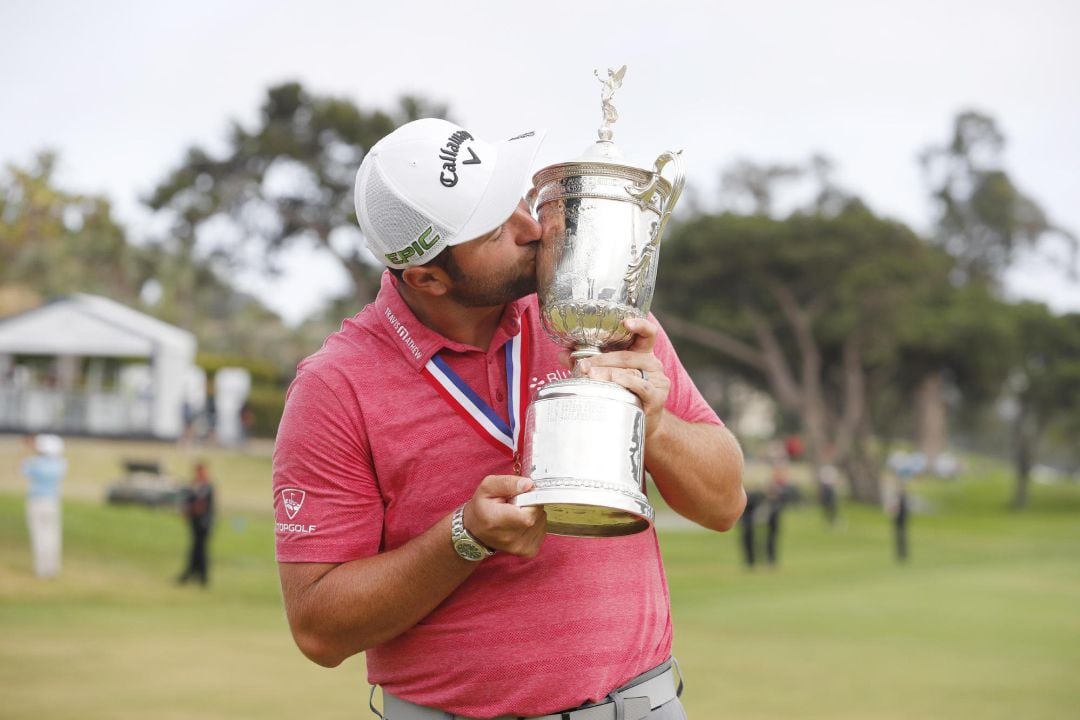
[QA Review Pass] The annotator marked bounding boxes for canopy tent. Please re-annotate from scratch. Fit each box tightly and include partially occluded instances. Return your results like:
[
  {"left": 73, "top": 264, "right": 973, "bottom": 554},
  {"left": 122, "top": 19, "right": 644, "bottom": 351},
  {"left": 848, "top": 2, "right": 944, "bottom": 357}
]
[{"left": 0, "top": 294, "right": 197, "bottom": 438}]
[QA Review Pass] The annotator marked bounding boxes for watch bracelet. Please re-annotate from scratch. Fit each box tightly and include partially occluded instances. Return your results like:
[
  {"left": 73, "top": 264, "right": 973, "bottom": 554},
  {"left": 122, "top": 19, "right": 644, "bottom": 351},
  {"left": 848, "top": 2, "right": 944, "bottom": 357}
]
[{"left": 453, "top": 502, "right": 496, "bottom": 556}]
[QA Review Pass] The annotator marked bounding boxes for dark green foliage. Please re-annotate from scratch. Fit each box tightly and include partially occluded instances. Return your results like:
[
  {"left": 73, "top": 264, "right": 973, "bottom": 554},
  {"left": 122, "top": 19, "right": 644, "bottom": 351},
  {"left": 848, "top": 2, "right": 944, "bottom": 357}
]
[
  {"left": 1004, "top": 304, "right": 1080, "bottom": 507},
  {"left": 921, "top": 110, "right": 1076, "bottom": 285},
  {"left": 0, "top": 152, "right": 146, "bottom": 306},
  {"left": 146, "top": 81, "right": 450, "bottom": 305}
]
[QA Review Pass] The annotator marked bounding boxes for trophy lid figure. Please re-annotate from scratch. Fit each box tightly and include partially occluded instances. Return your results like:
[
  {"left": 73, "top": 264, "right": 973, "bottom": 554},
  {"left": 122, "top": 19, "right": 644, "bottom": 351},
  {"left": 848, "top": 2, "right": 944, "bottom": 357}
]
[{"left": 595, "top": 65, "right": 626, "bottom": 141}]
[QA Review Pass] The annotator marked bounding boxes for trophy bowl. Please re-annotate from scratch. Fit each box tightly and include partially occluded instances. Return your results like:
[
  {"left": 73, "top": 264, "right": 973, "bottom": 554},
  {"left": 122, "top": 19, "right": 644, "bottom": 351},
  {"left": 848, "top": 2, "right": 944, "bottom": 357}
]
[{"left": 532, "top": 155, "right": 680, "bottom": 359}]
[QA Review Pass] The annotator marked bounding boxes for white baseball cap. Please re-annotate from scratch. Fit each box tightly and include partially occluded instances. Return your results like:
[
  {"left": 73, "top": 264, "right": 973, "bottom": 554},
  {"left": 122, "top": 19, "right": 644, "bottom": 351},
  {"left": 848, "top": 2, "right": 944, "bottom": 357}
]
[
  {"left": 354, "top": 118, "right": 546, "bottom": 269},
  {"left": 35, "top": 434, "right": 64, "bottom": 457}
]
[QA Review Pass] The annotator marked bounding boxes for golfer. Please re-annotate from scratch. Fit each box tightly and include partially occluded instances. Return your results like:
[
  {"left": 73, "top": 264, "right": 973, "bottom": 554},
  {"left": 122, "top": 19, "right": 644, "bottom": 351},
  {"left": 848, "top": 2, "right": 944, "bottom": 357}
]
[{"left": 273, "top": 118, "right": 745, "bottom": 719}]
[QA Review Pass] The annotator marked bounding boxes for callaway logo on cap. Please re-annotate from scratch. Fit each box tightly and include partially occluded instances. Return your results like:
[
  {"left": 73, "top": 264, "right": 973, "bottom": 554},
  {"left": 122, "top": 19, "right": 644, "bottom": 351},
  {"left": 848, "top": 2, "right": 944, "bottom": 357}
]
[{"left": 354, "top": 118, "right": 546, "bottom": 269}]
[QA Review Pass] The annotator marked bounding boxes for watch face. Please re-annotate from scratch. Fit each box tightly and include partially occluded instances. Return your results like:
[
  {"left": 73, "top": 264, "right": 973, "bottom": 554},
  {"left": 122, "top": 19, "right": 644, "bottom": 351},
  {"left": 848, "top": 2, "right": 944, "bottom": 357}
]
[{"left": 454, "top": 538, "right": 485, "bottom": 562}]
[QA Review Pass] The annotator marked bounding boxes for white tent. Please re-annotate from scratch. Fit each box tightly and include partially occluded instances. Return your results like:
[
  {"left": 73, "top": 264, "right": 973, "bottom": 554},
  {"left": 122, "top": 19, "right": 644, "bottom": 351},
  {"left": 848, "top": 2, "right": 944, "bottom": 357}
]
[{"left": 0, "top": 294, "right": 197, "bottom": 439}]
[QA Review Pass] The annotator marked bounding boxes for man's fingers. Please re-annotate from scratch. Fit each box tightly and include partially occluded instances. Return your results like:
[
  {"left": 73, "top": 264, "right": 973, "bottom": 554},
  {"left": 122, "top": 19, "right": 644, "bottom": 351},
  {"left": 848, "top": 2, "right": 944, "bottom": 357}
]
[
  {"left": 477, "top": 474, "right": 534, "bottom": 500},
  {"left": 624, "top": 317, "right": 657, "bottom": 351},
  {"left": 578, "top": 351, "right": 660, "bottom": 373},
  {"left": 468, "top": 477, "right": 548, "bottom": 557}
]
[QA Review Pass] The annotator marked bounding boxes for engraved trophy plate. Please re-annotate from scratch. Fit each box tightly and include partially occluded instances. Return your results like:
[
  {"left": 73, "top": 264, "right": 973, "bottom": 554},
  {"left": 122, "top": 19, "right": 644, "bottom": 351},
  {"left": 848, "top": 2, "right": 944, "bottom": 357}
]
[
  {"left": 523, "top": 379, "right": 650, "bottom": 537},
  {"left": 515, "top": 66, "right": 685, "bottom": 537}
]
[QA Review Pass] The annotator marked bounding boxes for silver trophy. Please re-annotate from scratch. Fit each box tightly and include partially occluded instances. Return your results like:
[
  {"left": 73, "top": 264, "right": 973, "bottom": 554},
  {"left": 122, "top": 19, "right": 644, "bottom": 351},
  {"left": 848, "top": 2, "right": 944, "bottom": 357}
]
[{"left": 515, "top": 66, "right": 685, "bottom": 537}]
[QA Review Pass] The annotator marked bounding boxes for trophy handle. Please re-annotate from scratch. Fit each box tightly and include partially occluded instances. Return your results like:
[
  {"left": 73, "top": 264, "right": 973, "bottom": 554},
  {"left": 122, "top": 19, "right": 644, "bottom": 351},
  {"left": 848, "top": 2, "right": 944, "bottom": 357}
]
[
  {"left": 620, "top": 151, "right": 685, "bottom": 308},
  {"left": 627, "top": 150, "right": 685, "bottom": 247}
]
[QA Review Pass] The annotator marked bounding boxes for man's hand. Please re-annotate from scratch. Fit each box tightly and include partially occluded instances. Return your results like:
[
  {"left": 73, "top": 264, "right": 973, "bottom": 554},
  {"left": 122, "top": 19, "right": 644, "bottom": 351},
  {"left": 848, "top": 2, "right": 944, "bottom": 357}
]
[
  {"left": 463, "top": 475, "right": 547, "bottom": 557},
  {"left": 560, "top": 317, "right": 671, "bottom": 439}
]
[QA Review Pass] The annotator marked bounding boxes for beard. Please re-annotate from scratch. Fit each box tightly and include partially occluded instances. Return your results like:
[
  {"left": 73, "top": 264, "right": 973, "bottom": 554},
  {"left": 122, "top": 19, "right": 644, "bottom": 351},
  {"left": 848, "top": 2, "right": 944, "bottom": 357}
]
[{"left": 445, "top": 249, "right": 538, "bottom": 308}]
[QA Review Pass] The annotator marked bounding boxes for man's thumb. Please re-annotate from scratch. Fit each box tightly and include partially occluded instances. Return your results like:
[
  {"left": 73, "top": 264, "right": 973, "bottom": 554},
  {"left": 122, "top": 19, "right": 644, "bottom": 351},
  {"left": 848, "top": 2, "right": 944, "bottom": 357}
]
[{"left": 480, "top": 475, "right": 533, "bottom": 498}]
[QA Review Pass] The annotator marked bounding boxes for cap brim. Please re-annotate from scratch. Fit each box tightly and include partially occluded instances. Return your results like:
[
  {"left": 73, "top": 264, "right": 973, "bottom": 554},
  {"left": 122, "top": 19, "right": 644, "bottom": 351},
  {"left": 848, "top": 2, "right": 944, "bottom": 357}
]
[{"left": 451, "top": 129, "right": 546, "bottom": 245}]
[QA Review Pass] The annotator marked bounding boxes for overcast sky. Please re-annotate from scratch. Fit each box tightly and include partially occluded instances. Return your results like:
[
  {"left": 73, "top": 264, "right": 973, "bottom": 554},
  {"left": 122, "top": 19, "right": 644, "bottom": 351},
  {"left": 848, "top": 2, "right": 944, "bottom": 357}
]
[{"left": 2, "top": 0, "right": 1078, "bottom": 324}]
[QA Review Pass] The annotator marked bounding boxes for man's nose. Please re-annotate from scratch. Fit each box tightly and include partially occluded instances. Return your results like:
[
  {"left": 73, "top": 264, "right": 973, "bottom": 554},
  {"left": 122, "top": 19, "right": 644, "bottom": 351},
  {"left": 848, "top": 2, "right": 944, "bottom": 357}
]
[{"left": 513, "top": 201, "right": 541, "bottom": 245}]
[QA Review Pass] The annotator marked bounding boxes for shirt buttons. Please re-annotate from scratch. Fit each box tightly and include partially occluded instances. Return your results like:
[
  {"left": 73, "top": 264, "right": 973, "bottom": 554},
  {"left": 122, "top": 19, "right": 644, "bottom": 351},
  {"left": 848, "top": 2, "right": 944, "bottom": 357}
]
[{"left": 495, "top": 389, "right": 505, "bottom": 402}]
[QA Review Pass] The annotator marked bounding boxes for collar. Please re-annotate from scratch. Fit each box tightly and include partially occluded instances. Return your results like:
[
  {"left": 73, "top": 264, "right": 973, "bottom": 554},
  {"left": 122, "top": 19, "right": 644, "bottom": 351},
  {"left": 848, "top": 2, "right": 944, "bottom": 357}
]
[{"left": 373, "top": 270, "right": 529, "bottom": 371}]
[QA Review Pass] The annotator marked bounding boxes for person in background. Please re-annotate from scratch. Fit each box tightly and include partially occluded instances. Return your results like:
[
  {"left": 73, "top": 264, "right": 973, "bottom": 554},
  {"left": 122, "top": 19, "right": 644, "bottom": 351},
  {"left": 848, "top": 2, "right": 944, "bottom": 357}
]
[
  {"left": 21, "top": 434, "right": 67, "bottom": 579},
  {"left": 883, "top": 467, "right": 911, "bottom": 563},
  {"left": 177, "top": 461, "right": 215, "bottom": 586},
  {"left": 817, "top": 445, "right": 841, "bottom": 527},
  {"left": 738, "top": 487, "right": 765, "bottom": 568},
  {"left": 764, "top": 458, "right": 788, "bottom": 566}
]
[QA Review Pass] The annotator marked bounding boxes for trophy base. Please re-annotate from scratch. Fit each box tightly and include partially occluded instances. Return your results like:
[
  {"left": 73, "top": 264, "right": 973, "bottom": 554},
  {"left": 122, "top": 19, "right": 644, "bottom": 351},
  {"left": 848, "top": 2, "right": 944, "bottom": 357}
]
[{"left": 515, "top": 486, "right": 653, "bottom": 537}]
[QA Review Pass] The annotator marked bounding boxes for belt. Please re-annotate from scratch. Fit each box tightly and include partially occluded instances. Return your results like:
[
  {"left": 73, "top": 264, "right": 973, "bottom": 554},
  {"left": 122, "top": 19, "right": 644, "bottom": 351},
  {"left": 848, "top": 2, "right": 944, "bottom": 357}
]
[{"left": 373, "top": 660, "right": 681, "bottom": 720}]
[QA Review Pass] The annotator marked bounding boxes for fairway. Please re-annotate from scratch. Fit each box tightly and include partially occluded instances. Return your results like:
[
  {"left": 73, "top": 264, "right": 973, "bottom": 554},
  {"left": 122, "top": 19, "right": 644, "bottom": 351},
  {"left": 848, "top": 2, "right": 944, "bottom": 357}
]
[{"left": 1, "top": 437, "right": 1078, "bottom": 719}]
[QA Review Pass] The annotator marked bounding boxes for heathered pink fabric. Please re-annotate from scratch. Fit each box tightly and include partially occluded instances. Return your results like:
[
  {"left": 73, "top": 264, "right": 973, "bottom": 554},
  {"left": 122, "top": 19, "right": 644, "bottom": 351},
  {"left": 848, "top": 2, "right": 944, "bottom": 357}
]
[{"left": 273, "top": 271, "right": 721, "bottom": 717}]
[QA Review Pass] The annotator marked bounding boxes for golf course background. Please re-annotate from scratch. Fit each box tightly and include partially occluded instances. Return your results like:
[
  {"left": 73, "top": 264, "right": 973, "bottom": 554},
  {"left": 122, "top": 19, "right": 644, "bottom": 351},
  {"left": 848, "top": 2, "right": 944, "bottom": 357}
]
[{"left": 1, "top": 436, "right": 1077, "bottom": 719}]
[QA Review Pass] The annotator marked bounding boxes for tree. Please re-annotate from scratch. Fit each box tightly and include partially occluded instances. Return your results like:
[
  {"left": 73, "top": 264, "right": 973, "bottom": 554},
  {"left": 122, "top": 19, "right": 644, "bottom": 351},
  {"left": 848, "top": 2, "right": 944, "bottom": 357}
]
[
  {"left": 893, "top": 283, "right": 1015, "bottom": 465},
  {"left": 921, "top": 110, "right": 1077, "bottom": 286},
  {"left": 657, "top": 201, "right": 948, "bottom": 502},
  {"left": 146, "top": 82, "right": 449, "bottom": 310},
  {"left": 0, "top": 151, "right": 305, "bottom": 379},
  {"left": 1002, "top": 304, "right": 1080, "bottom": 509},
  {"left": 916, "top": 110, "right": 1079, "bottom": 466},
  {"left": 0, "top": 152, "right": 144, "bottom": 305}
]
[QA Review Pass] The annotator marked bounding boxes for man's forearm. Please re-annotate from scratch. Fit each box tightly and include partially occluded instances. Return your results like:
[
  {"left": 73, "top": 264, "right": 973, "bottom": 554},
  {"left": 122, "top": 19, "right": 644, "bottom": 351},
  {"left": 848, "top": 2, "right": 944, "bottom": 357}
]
[
  {"left": 645, "top": 412, "right": 746, "bottom": 531},
  {"left": 279, "top": 512, "right": 477, "bottom": 667},
  {"left": 279, "top": 475, "right": 546, "bottom": 668}
]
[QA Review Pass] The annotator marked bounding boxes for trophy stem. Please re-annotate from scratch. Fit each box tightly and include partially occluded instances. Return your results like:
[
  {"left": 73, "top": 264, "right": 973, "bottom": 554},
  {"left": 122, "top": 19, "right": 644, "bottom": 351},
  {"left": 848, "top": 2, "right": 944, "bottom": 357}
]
[{"left": 570, "top": 345, "right": 601, "bottom": 377}]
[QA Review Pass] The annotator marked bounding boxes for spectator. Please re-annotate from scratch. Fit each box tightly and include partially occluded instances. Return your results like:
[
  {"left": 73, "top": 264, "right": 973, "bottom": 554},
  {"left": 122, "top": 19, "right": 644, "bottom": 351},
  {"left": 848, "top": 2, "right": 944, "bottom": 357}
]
[
  {"left": 21, "top": 434, "right": 66, "bottom": 579},
  {"left": 739, "top": 488, "right": 765, "bottom": 568},
  {"left": 177, "top": 461, "right": 215, "bottom": 586},
  {"left": 883, "top": 468, "right": 911, "bottom": 563},
  {"left": 764, "top": 461, "right": 788, "bottom": 566},
  {"left": 818, "top": 446, "right": 841, "bottom": 526},
  {"left": 783, "top": 434, "right": 805, "bottom": 461}
]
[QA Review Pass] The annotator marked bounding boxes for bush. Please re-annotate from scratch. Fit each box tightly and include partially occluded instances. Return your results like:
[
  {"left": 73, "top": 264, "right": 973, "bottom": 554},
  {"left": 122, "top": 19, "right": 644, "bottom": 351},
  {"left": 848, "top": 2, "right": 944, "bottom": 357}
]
[{"left": 245, "top": 384, "right": 286, "bottom": 438}]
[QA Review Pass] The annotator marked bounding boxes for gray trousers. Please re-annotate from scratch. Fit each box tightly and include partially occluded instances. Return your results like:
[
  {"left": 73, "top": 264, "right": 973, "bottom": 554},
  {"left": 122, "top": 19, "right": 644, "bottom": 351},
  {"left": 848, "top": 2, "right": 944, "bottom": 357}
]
[{"left": 643, "top": 697, "right": 688, "bottom": 719}]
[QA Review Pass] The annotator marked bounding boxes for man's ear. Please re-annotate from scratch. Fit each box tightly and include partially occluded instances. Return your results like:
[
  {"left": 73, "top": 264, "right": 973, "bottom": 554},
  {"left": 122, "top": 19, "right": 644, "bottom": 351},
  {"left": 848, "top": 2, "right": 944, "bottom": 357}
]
[{"left": 400, "top": 265, "right": 451, "bottom": 296}]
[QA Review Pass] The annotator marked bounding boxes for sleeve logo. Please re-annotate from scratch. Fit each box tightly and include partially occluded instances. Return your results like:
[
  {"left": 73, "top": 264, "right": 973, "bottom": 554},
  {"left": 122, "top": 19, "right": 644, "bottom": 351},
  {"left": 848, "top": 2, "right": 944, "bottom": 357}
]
[{"left": 281, "top": 488, "right": 306, "bottom": 520}]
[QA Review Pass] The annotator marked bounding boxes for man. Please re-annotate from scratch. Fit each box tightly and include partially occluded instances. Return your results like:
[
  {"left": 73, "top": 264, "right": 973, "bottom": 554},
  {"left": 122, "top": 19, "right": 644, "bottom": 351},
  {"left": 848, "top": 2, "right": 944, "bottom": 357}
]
[
  {"left": 22, "top": 433, "right": 66, "bottom": 579},
  {"left": 273, "top": 118, "right": 745, "bottom": 719},
  {"left": 177, "top": 461, "right": 215, "bottom": 586}
]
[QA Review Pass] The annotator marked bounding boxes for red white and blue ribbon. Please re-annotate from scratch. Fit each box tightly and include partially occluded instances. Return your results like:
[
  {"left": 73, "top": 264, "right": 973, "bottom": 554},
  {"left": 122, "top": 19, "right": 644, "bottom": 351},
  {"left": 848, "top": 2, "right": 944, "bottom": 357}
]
[{"left": 421, "top": 313, "right": 531, "bottom": 459}]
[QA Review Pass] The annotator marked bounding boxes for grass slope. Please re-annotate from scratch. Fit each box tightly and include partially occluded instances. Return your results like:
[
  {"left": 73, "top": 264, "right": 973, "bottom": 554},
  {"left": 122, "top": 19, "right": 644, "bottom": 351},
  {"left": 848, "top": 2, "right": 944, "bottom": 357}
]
[{"left": 1, "top": 437, "right": 1077, "bottom": 719}]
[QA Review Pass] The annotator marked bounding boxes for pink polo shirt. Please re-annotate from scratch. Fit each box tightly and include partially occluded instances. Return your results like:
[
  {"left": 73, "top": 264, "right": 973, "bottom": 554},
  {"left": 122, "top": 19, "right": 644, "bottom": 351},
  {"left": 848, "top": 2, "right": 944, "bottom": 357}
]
[{"left": 273, "top": 271, "right": 721, "bottom": 717}]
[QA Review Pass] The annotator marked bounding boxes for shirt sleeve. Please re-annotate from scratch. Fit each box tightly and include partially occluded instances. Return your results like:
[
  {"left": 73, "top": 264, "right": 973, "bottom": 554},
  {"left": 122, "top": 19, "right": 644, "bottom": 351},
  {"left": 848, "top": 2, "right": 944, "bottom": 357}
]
[
  {"left": 650, "top": 313, "right": 723, "bottom": 427},
  {"left": 273, "top": 368, "right": 386, "bottom": 563}
]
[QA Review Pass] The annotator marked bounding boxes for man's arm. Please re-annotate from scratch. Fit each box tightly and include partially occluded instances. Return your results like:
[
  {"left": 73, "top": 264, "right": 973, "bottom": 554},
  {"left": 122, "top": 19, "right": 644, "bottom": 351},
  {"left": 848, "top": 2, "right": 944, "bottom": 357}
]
[
  {"left": 572, "top": 317, "right": 746, "bottom": 531},
  {"left": 639, "top": 409, "right": 745, "bottom": 531},
  {"left": 279, "top": 475, "right": 546, "bottom": 667}
]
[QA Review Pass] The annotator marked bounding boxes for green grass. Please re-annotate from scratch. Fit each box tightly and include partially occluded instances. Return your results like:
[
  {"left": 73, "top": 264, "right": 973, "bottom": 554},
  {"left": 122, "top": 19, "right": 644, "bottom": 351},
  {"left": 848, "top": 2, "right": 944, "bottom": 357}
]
[{"left": 1, "top": 436, "right": 1078, "bottom": 719}]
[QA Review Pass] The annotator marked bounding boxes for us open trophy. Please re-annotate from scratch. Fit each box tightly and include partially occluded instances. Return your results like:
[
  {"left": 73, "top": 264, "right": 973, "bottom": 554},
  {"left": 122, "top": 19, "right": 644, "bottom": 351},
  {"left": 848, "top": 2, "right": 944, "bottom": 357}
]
[{"left": 514, "top": 66, "right": 685, "bottom": 536}]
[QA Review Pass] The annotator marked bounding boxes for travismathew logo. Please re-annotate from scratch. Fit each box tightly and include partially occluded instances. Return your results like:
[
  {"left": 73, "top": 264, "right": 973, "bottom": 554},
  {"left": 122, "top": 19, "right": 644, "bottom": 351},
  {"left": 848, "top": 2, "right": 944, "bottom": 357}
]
[
  {"left": 277, "top": 488, "right": 316, "bottom": 534},
  {"left": 438, "top": 129, "right": 480, "bottom": 187},
  {"left": 384, "top": 306, "right": 423, "bottom": 360}
]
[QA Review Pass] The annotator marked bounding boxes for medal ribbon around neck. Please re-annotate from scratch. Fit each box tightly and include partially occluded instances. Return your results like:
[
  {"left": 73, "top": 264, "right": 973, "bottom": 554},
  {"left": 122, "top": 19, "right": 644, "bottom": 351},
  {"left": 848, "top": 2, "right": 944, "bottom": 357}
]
[{"left": 421, "top": 312, "right": 531, "bottom": 459}]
